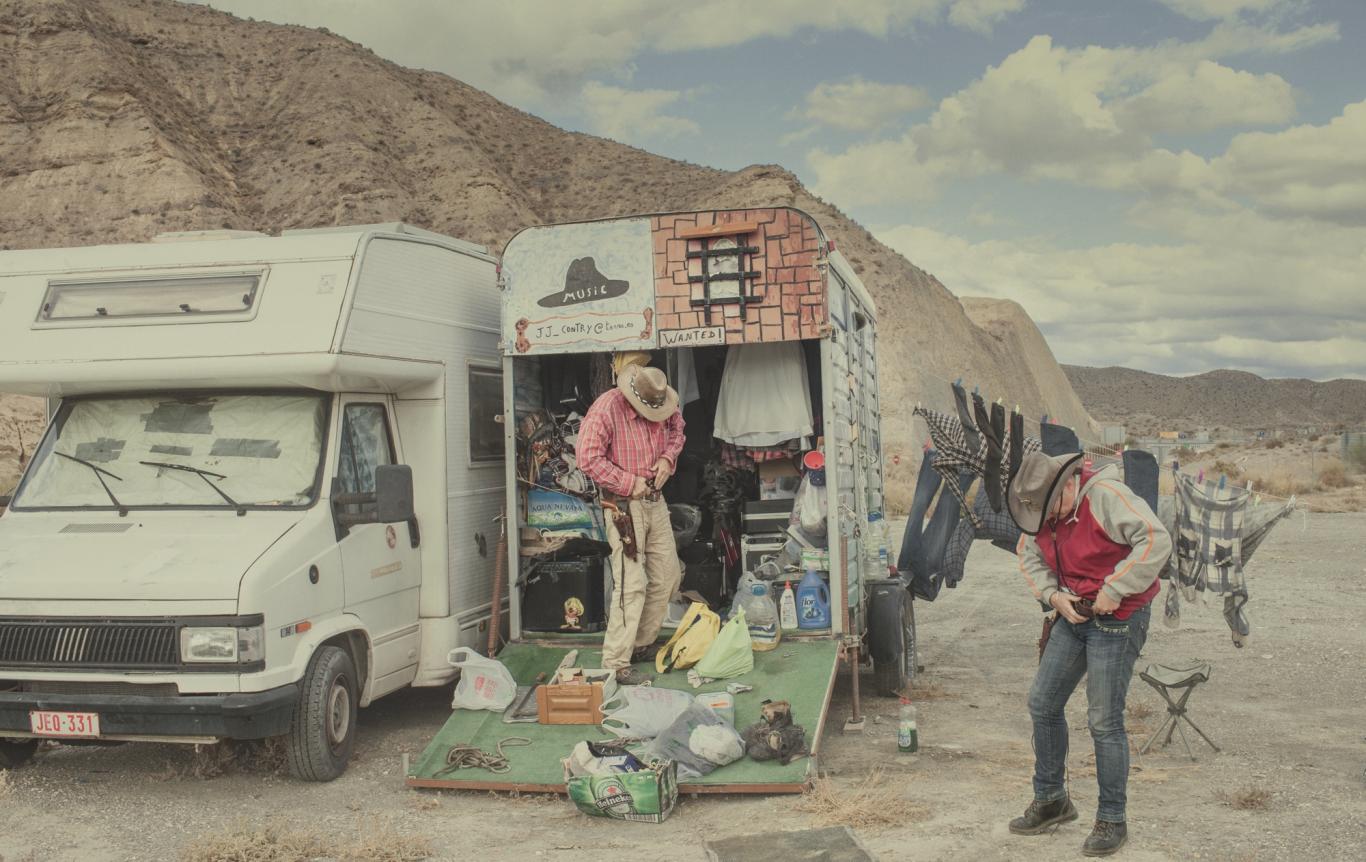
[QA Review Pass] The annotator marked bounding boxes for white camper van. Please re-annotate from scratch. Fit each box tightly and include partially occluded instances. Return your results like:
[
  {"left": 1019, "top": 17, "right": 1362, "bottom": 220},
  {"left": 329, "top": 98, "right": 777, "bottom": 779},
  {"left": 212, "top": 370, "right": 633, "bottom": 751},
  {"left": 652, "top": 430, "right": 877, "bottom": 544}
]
[{"left": 0, "top": 224, "right": 504, "bottom": 780}]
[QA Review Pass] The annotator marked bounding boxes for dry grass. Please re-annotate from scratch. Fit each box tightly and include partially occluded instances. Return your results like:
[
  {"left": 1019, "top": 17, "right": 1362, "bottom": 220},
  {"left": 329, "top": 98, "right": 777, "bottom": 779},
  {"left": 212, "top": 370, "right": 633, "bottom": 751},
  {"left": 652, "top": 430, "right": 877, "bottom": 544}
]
[
  {"left": 182, "top": 819, "right": 433, "bottom": 862},
  {"left": 1220, "top": 784, "right": 1273, "bottom": 811},
  {"left": 163, "top": 738, "right": 290, "bottom": 780},
  {"left": 1248, "top": 469, "right": 1314, "bottom": 499},
  {"left": 799, "top": 768, "right": 930, "bottom": 830},
  {"left": 1316, "top": 461, "right": 1351, "bottom": 489},
  {"left": 0, "top": 769, "right": 13, "bottom": 799},
  {"left": 1126, "top": 700, "right": 1155, "bottom": 721}
]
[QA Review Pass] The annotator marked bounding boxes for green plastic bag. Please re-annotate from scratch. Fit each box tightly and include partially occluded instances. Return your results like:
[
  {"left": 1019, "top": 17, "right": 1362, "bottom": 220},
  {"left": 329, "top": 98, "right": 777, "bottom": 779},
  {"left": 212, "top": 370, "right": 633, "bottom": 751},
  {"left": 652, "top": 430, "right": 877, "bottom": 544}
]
[
  {"left": 566, "top": 760, "right": 679, "bottom": 823},
  {"left": 694, "top": 609, "right": 754, "bottom": 679}
]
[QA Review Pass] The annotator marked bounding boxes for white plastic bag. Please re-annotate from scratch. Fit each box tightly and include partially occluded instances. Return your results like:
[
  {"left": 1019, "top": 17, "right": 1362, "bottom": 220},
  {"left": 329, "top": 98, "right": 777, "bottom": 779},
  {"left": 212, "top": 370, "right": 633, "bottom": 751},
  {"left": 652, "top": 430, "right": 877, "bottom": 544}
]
[
  {"left": 640, "top": 701, "right": 745, "bottom": 779},
  {"left": 447, "top": 647, "right": 517, "bottom": 711},
  {"left": 791, "top": 473, "right": 828, "bottom": 537},
  {"left": 600, "top": 685, "right": 696, "bottom": 739}
]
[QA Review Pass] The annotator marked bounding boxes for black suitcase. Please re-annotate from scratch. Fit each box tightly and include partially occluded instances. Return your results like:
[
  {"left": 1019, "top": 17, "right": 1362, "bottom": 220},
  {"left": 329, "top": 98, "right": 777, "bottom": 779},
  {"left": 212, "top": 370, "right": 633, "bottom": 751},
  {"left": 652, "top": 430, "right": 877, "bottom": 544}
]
[{"left": 522, "top": 556, "right": 606, "bottom": 633}]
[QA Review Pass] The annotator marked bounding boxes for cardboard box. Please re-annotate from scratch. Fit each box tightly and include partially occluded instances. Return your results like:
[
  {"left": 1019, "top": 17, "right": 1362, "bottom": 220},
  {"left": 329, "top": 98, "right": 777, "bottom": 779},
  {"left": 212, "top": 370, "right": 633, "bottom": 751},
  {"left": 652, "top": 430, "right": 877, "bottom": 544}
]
[
  {"left": 536, "top": 668, "right": 616, "bottom": 724},
  {"left": 566, "top": 760, "right": 679, "bottom": 823},
  {"left": 758, "top": 458, "right": 800, "bottom": 500}
]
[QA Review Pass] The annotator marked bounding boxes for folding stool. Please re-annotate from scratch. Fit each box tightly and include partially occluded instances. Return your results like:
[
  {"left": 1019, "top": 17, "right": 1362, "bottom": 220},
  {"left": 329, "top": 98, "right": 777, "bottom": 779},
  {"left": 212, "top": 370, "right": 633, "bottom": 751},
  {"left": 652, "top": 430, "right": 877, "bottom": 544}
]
[{"left": 1138, "top": 661, "right": 1220, "bottom": 760}]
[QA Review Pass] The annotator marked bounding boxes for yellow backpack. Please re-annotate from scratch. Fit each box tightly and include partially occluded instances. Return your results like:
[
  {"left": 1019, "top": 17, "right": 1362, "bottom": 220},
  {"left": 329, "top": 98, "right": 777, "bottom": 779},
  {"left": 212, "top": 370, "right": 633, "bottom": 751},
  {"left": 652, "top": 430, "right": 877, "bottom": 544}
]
[{"left": 655, "top": 602, "right": 720, "bottom": 672}]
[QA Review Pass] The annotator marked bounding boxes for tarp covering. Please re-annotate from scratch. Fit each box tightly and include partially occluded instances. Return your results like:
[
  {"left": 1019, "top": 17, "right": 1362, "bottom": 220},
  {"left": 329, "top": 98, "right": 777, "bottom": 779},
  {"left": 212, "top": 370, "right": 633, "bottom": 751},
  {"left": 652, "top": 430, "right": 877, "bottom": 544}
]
[
  {"left": 16, "top": 394, "right": 326, "bottom": 509},
  {"left": 407, "top": 640, "right": 839, "bottom": 793}
]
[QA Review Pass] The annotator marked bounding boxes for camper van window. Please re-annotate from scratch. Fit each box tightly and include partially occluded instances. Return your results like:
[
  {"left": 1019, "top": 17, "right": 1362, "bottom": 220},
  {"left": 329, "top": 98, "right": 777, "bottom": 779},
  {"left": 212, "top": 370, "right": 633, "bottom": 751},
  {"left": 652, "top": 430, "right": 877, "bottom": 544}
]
[
  {"left": 337, "top": 404, "right": 395, "bottom": 515},
  {"left": 11, "top": 393, "right": 327, "bottom": 511},
  {"left": 468, "top": 366, "right": 504, "bottom": 463},
  {"left": 38, "top": 274, "right": 260, "bottom": 323}
]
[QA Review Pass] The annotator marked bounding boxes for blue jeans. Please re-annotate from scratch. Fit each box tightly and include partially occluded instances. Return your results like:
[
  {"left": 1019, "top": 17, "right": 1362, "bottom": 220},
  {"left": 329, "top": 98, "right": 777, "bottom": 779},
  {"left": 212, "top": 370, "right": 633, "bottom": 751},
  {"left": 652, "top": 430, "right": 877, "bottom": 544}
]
[{"left": 1028, "top": 603, "right": 1151, "bottom": 823}]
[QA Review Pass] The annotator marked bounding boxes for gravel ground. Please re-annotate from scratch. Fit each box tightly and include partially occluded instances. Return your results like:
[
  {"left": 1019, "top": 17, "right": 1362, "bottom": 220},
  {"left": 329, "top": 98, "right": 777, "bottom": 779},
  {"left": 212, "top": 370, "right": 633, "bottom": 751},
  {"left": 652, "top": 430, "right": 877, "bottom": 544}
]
[{"left": 2, "top": 512, "right": 1363, "bottom": 861}]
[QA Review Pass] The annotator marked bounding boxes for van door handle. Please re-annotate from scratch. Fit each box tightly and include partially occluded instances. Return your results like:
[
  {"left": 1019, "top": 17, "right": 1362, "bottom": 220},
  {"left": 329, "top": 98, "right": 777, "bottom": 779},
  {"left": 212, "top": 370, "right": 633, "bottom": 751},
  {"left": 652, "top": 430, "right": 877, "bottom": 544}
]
[{"left": 406, "top": 517, "right": 421, "bottom": 549}]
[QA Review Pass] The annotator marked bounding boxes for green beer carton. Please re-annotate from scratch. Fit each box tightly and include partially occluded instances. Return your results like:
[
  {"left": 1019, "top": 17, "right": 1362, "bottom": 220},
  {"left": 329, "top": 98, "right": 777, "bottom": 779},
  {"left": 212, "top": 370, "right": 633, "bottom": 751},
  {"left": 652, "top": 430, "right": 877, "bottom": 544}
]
[{"left": 567, "top": 760, "right": 678, "bottom": 823}]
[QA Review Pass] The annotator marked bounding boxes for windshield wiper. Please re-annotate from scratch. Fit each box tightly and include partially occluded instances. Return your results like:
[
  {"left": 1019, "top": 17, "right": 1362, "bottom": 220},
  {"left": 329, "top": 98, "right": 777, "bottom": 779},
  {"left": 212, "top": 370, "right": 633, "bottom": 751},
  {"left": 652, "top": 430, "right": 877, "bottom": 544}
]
[
  {"left": 54, "top": 451, "right": 128, "bottom": 516},
  {"left": 138, "top": 461, "right": 246, "bottom": 516}
]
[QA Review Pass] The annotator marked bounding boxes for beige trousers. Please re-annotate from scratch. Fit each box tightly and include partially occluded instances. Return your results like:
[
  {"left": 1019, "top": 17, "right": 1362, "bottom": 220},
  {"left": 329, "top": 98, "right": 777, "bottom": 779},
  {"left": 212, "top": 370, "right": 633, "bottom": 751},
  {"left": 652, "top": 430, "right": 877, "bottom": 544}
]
[{"left": 601, "top": 498, "right": 683, "bottom": 670}]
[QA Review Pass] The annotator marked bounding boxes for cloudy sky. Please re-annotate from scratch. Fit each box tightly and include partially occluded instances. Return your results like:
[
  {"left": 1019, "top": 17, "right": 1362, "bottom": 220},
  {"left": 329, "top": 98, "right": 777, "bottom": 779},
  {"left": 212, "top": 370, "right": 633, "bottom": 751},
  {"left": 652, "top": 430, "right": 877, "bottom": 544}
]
[{"left": 204, "top": 0, "right": 1365, "bottom": 380}]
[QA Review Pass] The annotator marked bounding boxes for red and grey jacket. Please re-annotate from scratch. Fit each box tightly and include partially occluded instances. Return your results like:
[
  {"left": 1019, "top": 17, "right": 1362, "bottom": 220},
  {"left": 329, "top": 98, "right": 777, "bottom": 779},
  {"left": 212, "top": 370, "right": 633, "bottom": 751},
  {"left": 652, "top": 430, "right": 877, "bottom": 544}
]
[{"left": 1017, "top": 464, "right": 1171, "bottom": 620}]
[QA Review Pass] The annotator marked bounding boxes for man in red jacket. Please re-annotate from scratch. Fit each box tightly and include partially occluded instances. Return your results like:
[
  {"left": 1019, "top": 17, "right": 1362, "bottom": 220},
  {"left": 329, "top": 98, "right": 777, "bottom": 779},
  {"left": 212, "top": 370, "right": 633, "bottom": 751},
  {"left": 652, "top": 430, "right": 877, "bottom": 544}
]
[{"left": 1007, "top": 451, "right": 1172, "bottom": 857}]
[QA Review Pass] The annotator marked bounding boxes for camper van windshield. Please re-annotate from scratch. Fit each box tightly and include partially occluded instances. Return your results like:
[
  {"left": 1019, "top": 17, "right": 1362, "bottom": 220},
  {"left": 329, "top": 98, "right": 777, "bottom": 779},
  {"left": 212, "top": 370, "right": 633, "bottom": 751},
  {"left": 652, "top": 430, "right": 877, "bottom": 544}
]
[{"left": 13, "top": 393, "right": 327, "bottom": 511}]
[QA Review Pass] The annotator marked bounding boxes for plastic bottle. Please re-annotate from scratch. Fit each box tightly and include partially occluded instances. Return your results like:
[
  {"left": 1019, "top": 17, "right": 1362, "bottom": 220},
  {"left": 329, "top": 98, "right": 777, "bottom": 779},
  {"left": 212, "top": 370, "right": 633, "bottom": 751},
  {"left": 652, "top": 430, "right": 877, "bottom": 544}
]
[
  {"left": 796, "top": 566, "right": 831, "bottom": 630},
  {"left": 779, "top": 581, "right": 798, "bottom": 631},
  {"left": 742, "top": 581, "right": 781, "bottom": 650},
  {"left": 898, "top": 698, "right": 919, "bottom": 753}
]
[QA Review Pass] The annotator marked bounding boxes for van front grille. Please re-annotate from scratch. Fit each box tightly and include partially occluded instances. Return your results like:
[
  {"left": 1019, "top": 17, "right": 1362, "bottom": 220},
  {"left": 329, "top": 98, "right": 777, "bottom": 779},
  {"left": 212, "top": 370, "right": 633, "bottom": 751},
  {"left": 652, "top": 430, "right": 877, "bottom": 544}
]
[{"left": 0, "top": 618, "right": 178, "bottom": 670}]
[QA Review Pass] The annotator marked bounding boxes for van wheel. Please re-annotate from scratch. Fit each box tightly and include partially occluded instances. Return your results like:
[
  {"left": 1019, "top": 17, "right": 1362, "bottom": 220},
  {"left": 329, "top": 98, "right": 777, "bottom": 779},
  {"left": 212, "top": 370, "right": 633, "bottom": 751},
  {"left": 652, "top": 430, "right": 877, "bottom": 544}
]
[
  {"left": 286, "top": 645, "right": 358, "bottom": 782},
  {"left": 0, "top": 738, "right": 38, "bottom": 769}
]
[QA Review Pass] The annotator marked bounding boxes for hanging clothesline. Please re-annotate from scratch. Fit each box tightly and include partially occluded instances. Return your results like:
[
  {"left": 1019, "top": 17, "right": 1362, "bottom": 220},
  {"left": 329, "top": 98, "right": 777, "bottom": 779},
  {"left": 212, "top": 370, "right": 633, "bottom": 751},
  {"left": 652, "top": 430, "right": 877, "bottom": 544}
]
[{"left": 907, "top": 366, "right": 1302, "bottom": 505}]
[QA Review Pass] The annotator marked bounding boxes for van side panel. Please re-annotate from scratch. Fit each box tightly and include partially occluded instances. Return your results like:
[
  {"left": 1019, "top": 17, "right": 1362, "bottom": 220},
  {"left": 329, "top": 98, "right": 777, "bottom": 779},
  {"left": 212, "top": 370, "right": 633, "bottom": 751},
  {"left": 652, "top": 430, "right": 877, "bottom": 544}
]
[{"left": 341, "top": 238, "right": 503, "bottom": 680}]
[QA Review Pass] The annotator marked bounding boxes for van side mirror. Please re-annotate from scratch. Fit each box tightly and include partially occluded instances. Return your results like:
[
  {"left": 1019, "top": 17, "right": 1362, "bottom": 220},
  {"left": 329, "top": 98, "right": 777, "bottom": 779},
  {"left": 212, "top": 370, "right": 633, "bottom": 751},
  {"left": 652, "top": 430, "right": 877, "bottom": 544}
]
[
  {"left": 333, "top": 465, "right": 415, "bottom": 528},
  {"left": 373, "top": 465, "right": 415, "bottom": 524}
]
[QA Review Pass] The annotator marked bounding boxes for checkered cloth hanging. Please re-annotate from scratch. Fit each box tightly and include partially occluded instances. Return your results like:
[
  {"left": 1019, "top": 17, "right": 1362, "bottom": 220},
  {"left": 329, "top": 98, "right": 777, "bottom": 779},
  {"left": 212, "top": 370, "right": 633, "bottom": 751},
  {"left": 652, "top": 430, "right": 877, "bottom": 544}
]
[
  {"left": 913, "top": 405, "right": 1041, "bottom": 529},
  {"left": 1158, "top": 479, "right": 1294, "bottom": 648}
]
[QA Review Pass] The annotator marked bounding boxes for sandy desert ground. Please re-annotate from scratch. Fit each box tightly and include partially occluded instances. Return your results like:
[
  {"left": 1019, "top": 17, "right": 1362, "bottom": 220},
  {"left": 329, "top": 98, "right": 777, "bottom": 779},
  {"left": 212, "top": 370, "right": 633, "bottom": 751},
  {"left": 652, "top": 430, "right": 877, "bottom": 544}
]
[{"left": 2, "top": 513, "right": 1364, "bottom": 862}]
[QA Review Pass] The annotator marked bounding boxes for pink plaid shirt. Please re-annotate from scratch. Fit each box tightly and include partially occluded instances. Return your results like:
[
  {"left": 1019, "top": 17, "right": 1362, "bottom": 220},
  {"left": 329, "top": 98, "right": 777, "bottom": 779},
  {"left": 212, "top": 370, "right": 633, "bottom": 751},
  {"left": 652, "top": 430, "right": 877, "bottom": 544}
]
[{"left": 577, "top": 389, "right": 685, "bottom": 496}]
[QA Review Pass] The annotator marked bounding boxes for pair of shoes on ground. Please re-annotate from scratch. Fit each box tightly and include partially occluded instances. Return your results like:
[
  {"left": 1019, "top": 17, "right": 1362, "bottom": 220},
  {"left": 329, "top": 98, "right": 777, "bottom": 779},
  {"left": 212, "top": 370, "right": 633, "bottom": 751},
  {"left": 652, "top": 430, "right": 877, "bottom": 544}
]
[{"left": 1008, "top": 796, "right": 1128, "bottom": 856}]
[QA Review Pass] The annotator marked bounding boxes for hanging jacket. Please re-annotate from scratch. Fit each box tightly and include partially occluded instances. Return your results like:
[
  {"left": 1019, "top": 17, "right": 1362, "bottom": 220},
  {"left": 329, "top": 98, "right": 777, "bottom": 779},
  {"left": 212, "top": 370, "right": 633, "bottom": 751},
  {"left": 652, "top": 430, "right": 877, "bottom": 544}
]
[{"left": 1017, "top": 464, "right": 1170, "bottom": 621}]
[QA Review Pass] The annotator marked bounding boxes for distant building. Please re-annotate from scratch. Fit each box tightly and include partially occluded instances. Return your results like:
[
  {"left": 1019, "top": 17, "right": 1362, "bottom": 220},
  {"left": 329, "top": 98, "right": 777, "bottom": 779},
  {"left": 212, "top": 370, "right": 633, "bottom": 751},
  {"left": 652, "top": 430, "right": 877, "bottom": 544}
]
[
  {"left": 1103, "top": 425, "right": 1127, "bottom": 446},
  {"left": 1158, "top": 431, "right": 1180, "bottom": 441}
]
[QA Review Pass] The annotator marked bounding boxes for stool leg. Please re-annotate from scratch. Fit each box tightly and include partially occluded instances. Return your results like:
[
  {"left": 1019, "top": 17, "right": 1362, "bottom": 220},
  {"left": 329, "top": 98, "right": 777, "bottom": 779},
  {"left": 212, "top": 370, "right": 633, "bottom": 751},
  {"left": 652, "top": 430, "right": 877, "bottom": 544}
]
[
  {"left": 1180, "top": 712, "right": 1220, "bottom": 753},
  {"left": 1140, "top": 714, "right": 1175, "bottom": 755},
  {"left": 1173, "top": 716, "right": 1196, "bottom": 761}
]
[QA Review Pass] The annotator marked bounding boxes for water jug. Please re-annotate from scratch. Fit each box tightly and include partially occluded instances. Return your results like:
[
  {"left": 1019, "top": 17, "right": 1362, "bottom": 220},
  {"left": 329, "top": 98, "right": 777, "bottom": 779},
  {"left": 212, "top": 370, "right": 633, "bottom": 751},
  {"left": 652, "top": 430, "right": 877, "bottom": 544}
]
[{"left": 797, "top": 567, "right": 831, "bottom": 630}]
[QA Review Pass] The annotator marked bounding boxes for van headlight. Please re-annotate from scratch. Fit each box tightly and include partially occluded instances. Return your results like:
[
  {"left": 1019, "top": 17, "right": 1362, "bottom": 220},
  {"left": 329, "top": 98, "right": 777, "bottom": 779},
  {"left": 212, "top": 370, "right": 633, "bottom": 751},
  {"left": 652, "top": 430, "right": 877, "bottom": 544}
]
[{"left": 180, "top": 625, "right": 265, "bottom": 663}]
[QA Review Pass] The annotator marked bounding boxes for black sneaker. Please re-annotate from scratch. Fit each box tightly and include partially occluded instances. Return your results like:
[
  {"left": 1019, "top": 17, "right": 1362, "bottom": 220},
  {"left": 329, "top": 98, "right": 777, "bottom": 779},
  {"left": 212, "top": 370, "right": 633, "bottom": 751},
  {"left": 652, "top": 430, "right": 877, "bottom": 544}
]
[
  {"left": 1082, "top": 820, "right": 1128, "bottom": 857},
  {"left": 630, "top": 645, "right": 658, "bottom": 665},
  {"left": 1008, "top": 796, "right": 1079, "bottom": 835}
]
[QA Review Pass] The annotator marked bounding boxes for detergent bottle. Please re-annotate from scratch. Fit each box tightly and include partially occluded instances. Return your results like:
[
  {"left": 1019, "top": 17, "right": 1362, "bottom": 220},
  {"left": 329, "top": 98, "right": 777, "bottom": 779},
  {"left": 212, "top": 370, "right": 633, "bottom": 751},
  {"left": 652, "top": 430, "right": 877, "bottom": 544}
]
[
  {"left": 779, "top": 581, "right": 798, "bottom": 631},
  {"left": 796, "top": 566, "right": 831, "bottom": 630}
]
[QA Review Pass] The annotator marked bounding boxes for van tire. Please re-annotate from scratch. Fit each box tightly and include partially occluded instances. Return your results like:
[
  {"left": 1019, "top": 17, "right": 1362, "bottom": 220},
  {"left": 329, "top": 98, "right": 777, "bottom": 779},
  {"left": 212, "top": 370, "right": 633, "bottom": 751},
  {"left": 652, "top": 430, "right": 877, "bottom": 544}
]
[
  {"left": 286, "top": 644, "right": 358, "bottom": 782},
  {"left": 0, "top": 738, "right": 38, "bottom": 769}
]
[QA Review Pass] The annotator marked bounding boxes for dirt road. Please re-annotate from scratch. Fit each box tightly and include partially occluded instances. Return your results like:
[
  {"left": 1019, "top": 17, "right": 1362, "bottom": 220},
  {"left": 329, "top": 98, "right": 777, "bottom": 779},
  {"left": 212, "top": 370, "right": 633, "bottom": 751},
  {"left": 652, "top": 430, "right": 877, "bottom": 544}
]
[{"left": 3, "top": 513, "right": 1364, "bottom": 861}]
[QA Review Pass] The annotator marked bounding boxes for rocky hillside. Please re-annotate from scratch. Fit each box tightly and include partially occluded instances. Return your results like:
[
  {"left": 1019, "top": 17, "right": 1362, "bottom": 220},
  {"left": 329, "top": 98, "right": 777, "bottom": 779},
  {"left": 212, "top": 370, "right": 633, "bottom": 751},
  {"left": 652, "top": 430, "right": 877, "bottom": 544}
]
[
  {"left": 0, "top": 0, "right": 1098, "bottom": 506},
  {"left": 1064, "top": 365, "right": 1366, "bottom": 435}
]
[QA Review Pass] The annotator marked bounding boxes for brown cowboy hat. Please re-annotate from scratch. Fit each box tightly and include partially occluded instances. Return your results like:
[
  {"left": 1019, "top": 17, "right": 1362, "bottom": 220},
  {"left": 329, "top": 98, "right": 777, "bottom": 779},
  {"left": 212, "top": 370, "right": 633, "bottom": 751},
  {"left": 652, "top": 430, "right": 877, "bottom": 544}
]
[
  {"left": 617, "top": 364, "right": 679, "bottom": 423},
  {"left": 1007, "top": 451, "right": 1085, "bottom": 536}
]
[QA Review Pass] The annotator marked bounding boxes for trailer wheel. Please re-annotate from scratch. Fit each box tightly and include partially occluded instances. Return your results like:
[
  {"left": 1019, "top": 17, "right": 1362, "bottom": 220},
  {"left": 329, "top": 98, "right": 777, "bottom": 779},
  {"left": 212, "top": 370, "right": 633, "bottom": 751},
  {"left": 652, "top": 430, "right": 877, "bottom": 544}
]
[
  {"left": 869, "top": 581, "right": 917, "bottom": 697},
  {"left": 286, "top": 644, "right": 358, "bottom": 782},
  {"left": 0, "top": 738, "right": 38, "bottom": 769}
]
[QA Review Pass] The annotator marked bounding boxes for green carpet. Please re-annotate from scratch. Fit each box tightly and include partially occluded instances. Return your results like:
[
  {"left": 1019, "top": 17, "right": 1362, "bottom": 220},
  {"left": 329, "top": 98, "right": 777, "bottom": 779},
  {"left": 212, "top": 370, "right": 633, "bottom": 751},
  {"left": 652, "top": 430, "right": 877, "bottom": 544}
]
[{"left": 407, "top": 639, "right": 839, "bottom": 792}]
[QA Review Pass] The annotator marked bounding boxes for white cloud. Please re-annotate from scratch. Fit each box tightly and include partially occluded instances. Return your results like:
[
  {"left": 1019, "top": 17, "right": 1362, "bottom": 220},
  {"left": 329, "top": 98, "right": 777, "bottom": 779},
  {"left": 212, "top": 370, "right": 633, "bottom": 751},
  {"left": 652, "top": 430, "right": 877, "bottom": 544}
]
[
  {"left": 1213, "top": 100, "right": 1366, "bottom": 223},
  {"left": 200, "top": 1, "right": 1025, "bottom": 107},
  {"left": 578, "top": 83, "right": 700, "bottom": 140},
  {"left": 876, "top": 206, "right": 1366, "bottom": 379},
  {"left": 948, "top": 0, "right": 1026, "bottom": 34},
  {"left": 796, "top": 77, "right": 930, "bottom": 132},
  {"left": 808, "top": 21, "right": 1330, "bottom": 205},
  {"left": 1116, "top": 60, "right": 1296, "bottom": 133},
  {"left": 1156, "top": 0, "right": 1292, "bottom": 21}
]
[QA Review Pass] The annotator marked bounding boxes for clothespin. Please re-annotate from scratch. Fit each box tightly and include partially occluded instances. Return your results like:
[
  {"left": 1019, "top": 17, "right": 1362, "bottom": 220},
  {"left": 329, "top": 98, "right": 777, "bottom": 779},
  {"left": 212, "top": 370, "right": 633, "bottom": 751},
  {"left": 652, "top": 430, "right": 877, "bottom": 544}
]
[
  {"left": 1197, "top": 469, "right": 1205, "bottom": 483},
  {"left": 1246, "top": 480, "right": 1254, "bottom": 491},
  {"left": 1172, "top": 460, "right": 1180, "bottom": 474},
  {"left": 954, "top": 377, "right": 962, "bottom": 387},
  {"left": 1254, "top": 494, "right": 1261, "bottom": 505},
  {"left": 1041, "top": 413, "right": 1050, "bottom": 425},
  {"left": 972, "top": 385, "right": 979, "bottom": 396},
  {"left": 1217, "top": 474, "right": 1226, "bottom": 491},
  {"left": 995, "top": 397, "right": 1004, "bottom": 406}
]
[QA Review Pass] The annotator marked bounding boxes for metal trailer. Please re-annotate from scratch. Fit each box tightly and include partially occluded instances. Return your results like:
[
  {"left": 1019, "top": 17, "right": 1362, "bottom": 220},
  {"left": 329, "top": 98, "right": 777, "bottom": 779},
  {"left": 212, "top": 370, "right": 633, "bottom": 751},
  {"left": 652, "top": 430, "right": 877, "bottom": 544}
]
[{"left": 406, "top": 207, "right": 913, "bottom": 795}]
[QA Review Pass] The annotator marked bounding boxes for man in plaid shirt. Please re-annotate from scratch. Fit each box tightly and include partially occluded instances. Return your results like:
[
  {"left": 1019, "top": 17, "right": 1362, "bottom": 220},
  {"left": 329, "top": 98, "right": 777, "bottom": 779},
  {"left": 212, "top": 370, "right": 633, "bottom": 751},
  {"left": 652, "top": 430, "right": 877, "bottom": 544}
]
[{"left": 577, "top": 361, "right": 685, "bottom": 684}]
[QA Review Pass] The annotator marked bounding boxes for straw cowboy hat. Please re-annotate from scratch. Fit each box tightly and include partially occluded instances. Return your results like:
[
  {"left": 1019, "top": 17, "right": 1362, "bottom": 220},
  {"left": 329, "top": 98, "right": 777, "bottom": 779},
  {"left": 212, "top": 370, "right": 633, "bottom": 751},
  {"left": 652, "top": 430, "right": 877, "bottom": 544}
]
[
  {"left": 1007, "top": 451, "right": 1085, "bottom": 536},
  {"left": 617, "top": 364, "right": 678, "bottom": 424}
]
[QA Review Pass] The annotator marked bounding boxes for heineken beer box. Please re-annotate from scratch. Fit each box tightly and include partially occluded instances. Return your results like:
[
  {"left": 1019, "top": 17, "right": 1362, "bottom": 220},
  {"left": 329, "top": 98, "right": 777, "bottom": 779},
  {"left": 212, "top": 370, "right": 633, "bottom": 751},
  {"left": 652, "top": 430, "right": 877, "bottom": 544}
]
[{"left": 567, "top": 760, "right": 678, "bottom": 823}]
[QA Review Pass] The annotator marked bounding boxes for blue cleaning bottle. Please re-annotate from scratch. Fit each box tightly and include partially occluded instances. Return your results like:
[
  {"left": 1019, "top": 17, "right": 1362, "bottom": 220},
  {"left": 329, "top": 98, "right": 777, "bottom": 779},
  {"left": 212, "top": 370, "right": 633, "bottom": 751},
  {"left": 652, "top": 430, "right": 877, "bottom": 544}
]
[{"left": 796, "top": 566, "right": 831, "bottom": 630}]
